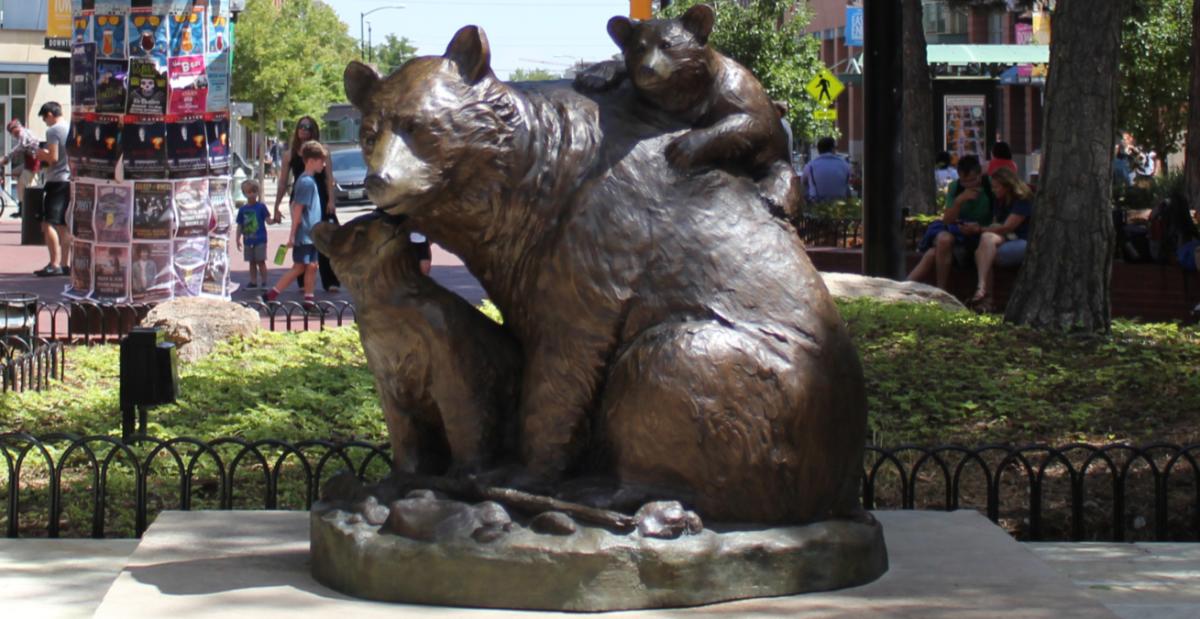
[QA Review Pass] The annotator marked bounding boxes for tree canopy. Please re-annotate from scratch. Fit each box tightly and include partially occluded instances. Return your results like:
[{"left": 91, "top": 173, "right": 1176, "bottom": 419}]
[
  {"left": 509, "top": 67, "right": 562, "bottom": 81},
  {"left": 372, "top": 34, "right": 419, "bottom": 76},
  {"left": 231, "top": 0, "right": 358, "bottom": 135},
  {"left": 1118, "top": 0, "right": 1192, "bottom": 158},
  {"left": 657, "top": 0, "right": 826, "bottom": 143}
]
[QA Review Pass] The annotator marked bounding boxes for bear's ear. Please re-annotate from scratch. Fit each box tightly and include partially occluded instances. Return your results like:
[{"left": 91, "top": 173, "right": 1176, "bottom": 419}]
[
  {"left": 444, "top": 25, "right": 492, "bottom": 84},
  {"left": 607, "top": 16, "right": 635, "bottom": 50},
  {"left": 681, "top": 4, "right": 715, "bottom": 44},
  {"left": 344, "top": 61, "right": 380, "bottom": 110}
]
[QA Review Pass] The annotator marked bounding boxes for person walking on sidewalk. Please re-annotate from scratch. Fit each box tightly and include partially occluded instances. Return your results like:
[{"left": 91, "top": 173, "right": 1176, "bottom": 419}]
[
  {"left": 33, "top": 102, "right": 71, "bottom": 277},
  {"left": 272, "top": 116, "right": 340, "bottom": 293},
  {"left": 1, "top": 119, "right": 41, "bottom": 219},
  {"left": 262, "top": 141, "right": 327, "bottom": 310}
]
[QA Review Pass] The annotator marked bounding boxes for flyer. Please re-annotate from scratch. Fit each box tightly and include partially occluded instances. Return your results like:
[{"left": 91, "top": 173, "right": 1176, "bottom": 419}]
[
  {"left": 128, "top": 13, "right": 168, "bottom": 62},
  {"left": 206, "top": 114, "right": 230, "bottom": 175},
  {"left": 131, "top": 242, "right": 174, "bottom": 302},
  {"left": 95, "top": 244, "right": 131, "bottom": 301},
  {"left": 68, "top": 117, "right": 90, "bottom": 172},
  {"left": 71, "top": 182, "right": 96, "bottom": 241},
  {"left": 122, "top": 117, "right": 168, "bottom": 179},
  {"left": 94, "top": 59, "right": 128, "bottom": 114},
  {"left": 202, "top": 237, "right": 229, "bottom": 296},
  {"left": 68, "top": 240, "right": 94, "bottom": 299},
  {"left": 73, "top": 14, "right": 92, "bottom": 46},
  {"left": 126, "top": 59, "right": 168, "bottom": 115},
  {"left": 166, "top": 116, "right": 208, "bottom": 177},
  {"left": 174, "top": 178, "right": 211, "bottom": 237},
  {"left": 168, "top": 9, "right": 205, "bottom": 58},
  {"left": 95, "top": 183, "right": 133, "bottom": 244},
  {"left": 93, "top": 12, "right": 126, "bottom": 60},
  {"left": 78, "top": 115, "right": 122, "bottom": 180},
  {"left": 207, "top": 11, "right": 229, "bottom": 56},
  {"left": 133, "top": 181, "right": 174, "bottom": 239},
  {"left": 168, "top": 54, "right": 207, "bottom": 115},
  {"left": 205, "top": 49, "right": 229, "bottom": 113},
  {"left": 208, "top": 178, "right": 232, "bottom": 235},
  {"left": 72, "top": 43, "right": 98, "bottom": 108},
  {"left": 174, "top": 237, "right": 208, "bottom": 296}
]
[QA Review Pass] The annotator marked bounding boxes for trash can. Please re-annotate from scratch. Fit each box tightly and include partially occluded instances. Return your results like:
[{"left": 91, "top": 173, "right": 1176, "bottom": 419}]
[
  {"left": 0, "top": 291, "right": 38, "bottom": 340},
  {"left": 21, "top": 186, "right": 44, "bottom": 246}
]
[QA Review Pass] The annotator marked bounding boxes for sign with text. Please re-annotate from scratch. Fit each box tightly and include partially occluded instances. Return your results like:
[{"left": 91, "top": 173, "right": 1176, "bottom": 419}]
[{"left": 845, "top": 7, "right": 864, "bottom": 47}]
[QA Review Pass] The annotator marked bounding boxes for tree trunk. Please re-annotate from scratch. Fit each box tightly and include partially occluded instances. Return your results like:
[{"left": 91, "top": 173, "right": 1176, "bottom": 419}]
[
  {"left": 901, "top": 0, "right": 936, "bottom": 216},
  {"left": 1004, "top": 0, "right": 1129, "bottom": 333},
  {"left": 1187, "top": 0, "right": 1200, "bottom": 209}
]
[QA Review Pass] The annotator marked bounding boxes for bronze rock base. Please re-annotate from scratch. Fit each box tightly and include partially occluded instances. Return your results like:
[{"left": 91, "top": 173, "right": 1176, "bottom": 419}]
[{"left": 310, "top": 502, "right": 888, "bottom": 611}]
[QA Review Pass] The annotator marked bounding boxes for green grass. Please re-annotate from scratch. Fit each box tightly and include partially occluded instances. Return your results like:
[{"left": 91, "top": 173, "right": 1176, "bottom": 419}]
[{"left": 3, "top": 299, "right": 1200, "bottom": 447}]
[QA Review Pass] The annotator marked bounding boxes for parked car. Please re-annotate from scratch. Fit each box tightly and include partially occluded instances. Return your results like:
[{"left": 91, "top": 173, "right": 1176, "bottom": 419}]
[{"left": 330, "top": 147, "right": 370, "bottom": 206}]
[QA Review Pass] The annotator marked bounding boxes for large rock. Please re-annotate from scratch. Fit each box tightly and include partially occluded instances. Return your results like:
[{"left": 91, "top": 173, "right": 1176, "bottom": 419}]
[
  {"left": 821, "top": 272, "right": 967, "bottom": 311},
  {"left": 139, "top": 298, "right": 260, "bottom": 362}
]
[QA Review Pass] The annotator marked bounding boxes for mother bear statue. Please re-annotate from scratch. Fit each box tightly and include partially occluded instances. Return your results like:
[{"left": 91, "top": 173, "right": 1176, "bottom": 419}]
[{"left": 342, "top": 25, "right": 868, "bottom": 525}]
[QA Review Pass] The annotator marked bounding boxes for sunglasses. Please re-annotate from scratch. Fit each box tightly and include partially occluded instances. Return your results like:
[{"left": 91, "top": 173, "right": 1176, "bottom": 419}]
[
  {"left": 96, "top": 15, "right": 122, "bottom": 26},
  {"left": 298, "top": 123, "right": 316, "bottom": 130},
  {"left": 172, "top": 13, "right": 200, "bottom": 24},
  {"left": 133, "top": 16, "right": 162, "bottom": 27}
]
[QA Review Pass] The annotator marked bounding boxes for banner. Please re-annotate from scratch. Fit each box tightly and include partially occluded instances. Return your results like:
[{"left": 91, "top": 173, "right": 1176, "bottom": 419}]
[
  {"left": 207, "top": 12, "right": 229, "bottom": 56},
  {"left": 94, "top": 244, "right": 130, "bottom": 300},
  {"left": 133, "top": 181, "right": 174, "bottom": 239},
  {"left": 168, "top": 9, "right": 205, "bottom": 58},
  {"left": 73, "top": 14, "right": 92, "bottom": 46},
  {"left": 93, "top": 12, "right": 126, "bottom": 59},
  {"left": 128, "top": 13, "right": 168, "bottom": 62}
]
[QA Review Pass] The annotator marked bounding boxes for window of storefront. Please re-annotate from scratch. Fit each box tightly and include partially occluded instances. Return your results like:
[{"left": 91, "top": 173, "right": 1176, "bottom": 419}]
[
  {"left": 923, "top": 1, "right": 969, "bottom": 44},
  {"left": 0, "top": 75, "right": 31, "bottom": 178}
]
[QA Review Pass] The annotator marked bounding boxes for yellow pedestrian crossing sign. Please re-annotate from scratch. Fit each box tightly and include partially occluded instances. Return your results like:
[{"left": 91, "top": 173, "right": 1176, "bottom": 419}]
[{"left": 806, "top": 68, "right": 844, "bottom": 107}]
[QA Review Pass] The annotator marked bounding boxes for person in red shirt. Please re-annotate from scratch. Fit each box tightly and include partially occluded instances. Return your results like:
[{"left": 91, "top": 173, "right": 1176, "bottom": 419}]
[{"left": 985, "top": 141, "right": 1018, "bottom": 177}]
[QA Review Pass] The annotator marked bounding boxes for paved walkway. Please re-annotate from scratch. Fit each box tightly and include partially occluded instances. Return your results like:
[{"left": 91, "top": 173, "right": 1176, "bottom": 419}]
[{"left": 0, "top": 181, "right": 487, "bottom": 326}]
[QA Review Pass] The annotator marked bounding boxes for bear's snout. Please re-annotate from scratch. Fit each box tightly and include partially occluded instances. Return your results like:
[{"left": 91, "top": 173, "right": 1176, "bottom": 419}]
[{"left": 366, "top": 173, "right": 392, "bottom": 198}]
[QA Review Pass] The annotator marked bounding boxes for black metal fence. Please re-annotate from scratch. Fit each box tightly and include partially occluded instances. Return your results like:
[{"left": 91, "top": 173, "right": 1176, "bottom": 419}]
[
  {"left": 3, "top": 433, "right": 1199, "bottom": 541},
  {"left": 0, "top": 337, "right": 65, "bottom": 393},
  {"left": 32, "top": 300, "right": 357, "bottom": 344}
]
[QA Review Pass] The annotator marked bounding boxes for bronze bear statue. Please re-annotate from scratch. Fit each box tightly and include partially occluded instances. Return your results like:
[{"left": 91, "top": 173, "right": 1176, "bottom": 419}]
[
  {"left": 312, "top": 212, "right": 521, "bottom": 476},
  {"left": 343, "top": 25, "right": 867, "bottom": 524}
]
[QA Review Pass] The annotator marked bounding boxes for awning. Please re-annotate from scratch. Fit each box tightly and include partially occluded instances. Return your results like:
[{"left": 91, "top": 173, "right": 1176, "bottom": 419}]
[
  {"left": 0, "top": 62, "right": 49, "bottom": 74},
  {"left": 926, "top": 44, "right": 1049, "bottom": 66}
]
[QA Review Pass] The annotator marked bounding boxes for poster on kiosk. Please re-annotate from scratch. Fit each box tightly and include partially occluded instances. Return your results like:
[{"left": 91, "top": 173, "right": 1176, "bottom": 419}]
[{"left": 65, "top": 0, "right": 235, "bottom": 302}]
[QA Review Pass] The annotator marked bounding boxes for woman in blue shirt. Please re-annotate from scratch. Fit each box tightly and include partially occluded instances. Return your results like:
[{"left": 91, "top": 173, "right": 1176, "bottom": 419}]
[{"left": 971, "top": 167, "right": 1033, "bottom": 311}]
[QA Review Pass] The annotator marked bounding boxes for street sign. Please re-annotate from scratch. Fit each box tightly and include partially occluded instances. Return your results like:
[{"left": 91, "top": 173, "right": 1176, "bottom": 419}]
[
  {"left": 806, "top": 68, "right": 844, "bottom": 107},
  {"left": 845, "top": 7, "right": 864, "bottom": 47},
  {"left": 813, "top": 109, "right": 837, "bottom": 121}
]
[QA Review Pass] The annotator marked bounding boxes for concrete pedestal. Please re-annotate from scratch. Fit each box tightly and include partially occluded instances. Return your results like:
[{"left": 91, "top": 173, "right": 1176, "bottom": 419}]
[{"left": 94, "top": 509, "right": 1118, "bottom": 618}]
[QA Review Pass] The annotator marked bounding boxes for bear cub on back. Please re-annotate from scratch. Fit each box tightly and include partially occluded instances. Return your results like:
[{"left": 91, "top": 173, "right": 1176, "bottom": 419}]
[
  {"left": 312, "top": 212, "right": 521, "bottom": 477},
  {"left": 575, "top": 4, "right": 799, "bottom": 215}
]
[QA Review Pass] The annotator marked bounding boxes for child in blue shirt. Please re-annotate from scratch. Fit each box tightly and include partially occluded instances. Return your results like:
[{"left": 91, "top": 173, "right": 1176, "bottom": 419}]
[
  {"left": 235, "top": 179, "right": 270, "bottom": 288},
  {"left": 262, "top": 140, "right": 326, "bottom": 310}
]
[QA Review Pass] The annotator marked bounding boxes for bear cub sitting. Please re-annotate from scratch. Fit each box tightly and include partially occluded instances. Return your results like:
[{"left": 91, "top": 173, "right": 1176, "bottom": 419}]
[
  {"left": 312, "top": 212, "right": 521, "bottom": 476},
  {"left": 575, "top": 4, "right": 800, "bottom": 217}
]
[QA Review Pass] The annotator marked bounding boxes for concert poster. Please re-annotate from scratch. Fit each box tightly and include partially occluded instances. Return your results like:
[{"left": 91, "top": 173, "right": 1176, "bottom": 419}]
[
  {"left": 122, "top": 117, "right": 168, "bottom": 179},
  {"left": 67, "top": 241, "right": 94, "bottom": 299},
  {"left": 93, "top": 12, "right": 126, "bottom": 60},
  {"left": 168, "top": 54, "right": 207, "bottom": 115},
  {"left": 168, "top": 9, "right": 205, "bottom": 58},
  {"left": 202, "top": 237, "right": 229, "bottom": 296},
  {"left": 94, "top": 244, "right": 130, "bottom": 301},
  {"left": 166, "top": 116, "right": 208, "bottom": 177},
  {"left": 94, "top": 59, "right": 128, "bottom": 114},
  {"left": 95, "top": 183, "right": 133, "bottom": 244},
  {"left": 72, "top": 43, "right": 97, "bottom": 108},
  {"left": 174, "top": 178, "right": 211, "bottom": 237},
  {"left": 173, "top": 237, "right": 208, "bottom": 296},
  {"left": 205, "top": 50, "right": 229, "bottom": 113},
  {"left": 133, "top": 181, "right": 174, "bottom": 240},
  {"left": 126, "top": 59, "right": 168, "bottom": 115},
  {"left": 71, "top": 182, "right": 96, "bottom": 241},
  {"left": 78, "top": 115, "right": 122, "bottom": 180},
  {"left": 131, "top": 242, "right": 174, "bottom": 302},
  {"left": 206, "top": 115, "right": 229, "bottom": 174},
  {"left": 68, "top": 117, "right": 90, "bottom": 172},
  {"left": 128, "top": 13, "right": 168, "bottom": 62},
  {"left": 208, "top": 178, "right": 232, "bottom": 236},
  {"left": 207, "top": 11, "right": 229, "bottom": 56}
]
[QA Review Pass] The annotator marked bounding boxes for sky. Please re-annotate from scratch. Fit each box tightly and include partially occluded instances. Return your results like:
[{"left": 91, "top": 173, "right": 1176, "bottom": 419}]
[{"left": 327, "top": 0, "right": 633, "bottom": 80}]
